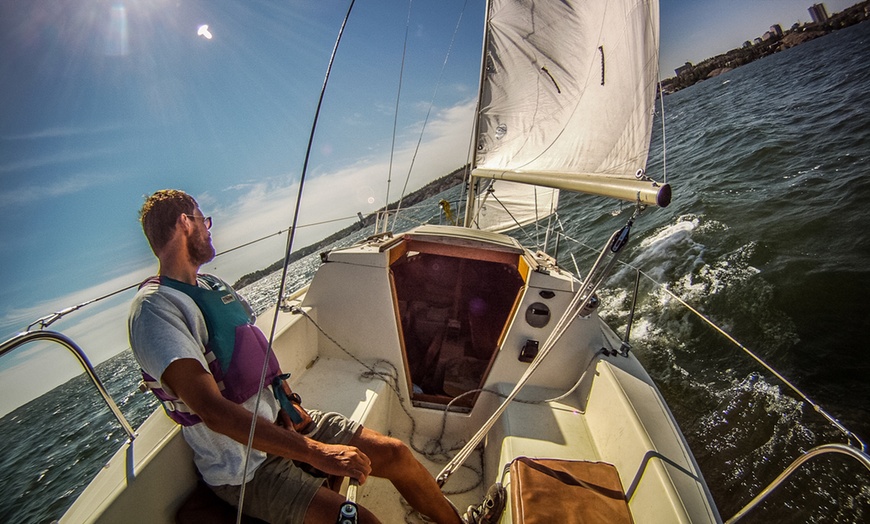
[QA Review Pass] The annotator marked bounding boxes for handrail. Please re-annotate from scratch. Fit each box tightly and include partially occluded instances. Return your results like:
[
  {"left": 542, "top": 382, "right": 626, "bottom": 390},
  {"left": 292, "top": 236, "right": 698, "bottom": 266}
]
[
  {"left": 0, "top": 330, "right": 137, "bottom": 441},
  {"left": 726, "top": 443, "right": 870, "bottom": 523},
  {"left": 624, "top": 450, "right": 705, "bottom": 502}
]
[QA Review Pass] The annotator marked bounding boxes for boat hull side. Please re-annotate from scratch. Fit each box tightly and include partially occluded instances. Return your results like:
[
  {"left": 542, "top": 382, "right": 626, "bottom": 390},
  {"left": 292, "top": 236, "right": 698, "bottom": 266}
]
[{"left": 60, "top": 409, "right": 196, "bottom": 524}]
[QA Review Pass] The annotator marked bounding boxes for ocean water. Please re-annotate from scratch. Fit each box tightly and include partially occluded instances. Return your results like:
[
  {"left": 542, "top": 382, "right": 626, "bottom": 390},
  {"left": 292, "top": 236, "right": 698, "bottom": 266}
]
[
  {"left": 2, "top": 21, "right": 869, "bottom": 524},
  {"left": 602, "top": 21, "right": 870, "bottom": 522},
  {"left": 0, "top": 351, "right": 158, "bottom": 523}
]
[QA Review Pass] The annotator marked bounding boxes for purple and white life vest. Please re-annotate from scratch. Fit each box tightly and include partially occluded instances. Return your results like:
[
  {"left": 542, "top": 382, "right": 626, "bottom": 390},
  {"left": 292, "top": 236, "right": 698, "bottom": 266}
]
[{"left": 140, "top": 274, "right": 281, "bottom": 426}]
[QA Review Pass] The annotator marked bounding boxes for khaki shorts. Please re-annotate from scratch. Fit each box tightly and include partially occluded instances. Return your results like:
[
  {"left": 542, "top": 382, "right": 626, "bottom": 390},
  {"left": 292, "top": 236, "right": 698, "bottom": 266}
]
[{"left": 209, "top": 410, "right": 361, "bottom": 524}]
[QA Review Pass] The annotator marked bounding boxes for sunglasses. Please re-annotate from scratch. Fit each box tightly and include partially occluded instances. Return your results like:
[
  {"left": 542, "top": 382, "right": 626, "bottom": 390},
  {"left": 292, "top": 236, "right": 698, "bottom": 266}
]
[{"left": 184, "top": 214, "right": 212, "bottom": 230}]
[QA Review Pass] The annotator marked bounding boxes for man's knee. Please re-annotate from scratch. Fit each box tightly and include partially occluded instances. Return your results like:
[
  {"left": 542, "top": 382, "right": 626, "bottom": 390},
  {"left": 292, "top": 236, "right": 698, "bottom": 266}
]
[
  {"left": 379, "top": 435, "right": 414, "bottom": 465},
  {"left": 365, "top": 434, "right": 420, "bottom": 479},
  {"left": 352, "top": 427, "right": 423, "bottom": 479}
]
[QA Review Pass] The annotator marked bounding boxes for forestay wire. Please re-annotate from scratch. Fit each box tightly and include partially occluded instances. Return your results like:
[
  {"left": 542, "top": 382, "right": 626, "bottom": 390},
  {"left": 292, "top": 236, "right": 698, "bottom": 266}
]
[
  {"left": 383, "top": 0, "right": 413, "bottom": 225},
  {"left": 390, "top": 0, "right": 470, "bottom": 231},
  {"left": 238, "top": 1, "right": 358, "bottom": 522}
]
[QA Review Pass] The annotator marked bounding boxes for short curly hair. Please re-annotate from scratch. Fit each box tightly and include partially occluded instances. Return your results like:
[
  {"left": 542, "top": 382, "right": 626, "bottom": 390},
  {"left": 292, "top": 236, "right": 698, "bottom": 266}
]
[{"left": 139, "top": 189, "right": 196, "bottom": 255}]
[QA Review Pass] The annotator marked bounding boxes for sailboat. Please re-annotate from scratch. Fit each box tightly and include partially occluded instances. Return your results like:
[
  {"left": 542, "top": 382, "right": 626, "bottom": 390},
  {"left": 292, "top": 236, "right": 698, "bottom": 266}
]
[{"left": 4, "top": 0, "right": 866, "bottom": 523}]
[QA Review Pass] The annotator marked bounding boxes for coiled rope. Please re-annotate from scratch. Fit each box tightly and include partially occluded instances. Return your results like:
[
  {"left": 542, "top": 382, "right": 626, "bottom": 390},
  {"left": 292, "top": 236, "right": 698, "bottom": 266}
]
[{"left": 285, "top": 305, "right": 483, "bottom": 495}]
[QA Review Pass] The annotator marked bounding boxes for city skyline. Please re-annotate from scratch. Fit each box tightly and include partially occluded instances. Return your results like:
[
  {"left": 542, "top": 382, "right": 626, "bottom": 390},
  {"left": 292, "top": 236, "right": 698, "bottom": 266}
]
[{"left": 660, "top": 0, "right": 855, "bottom": 75}]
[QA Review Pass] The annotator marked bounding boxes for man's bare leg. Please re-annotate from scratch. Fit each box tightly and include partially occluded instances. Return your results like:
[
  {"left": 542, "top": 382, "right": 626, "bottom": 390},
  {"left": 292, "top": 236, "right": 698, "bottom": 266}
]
[{"left": 350, "top": 427, "right": 462, "bottom": 524}]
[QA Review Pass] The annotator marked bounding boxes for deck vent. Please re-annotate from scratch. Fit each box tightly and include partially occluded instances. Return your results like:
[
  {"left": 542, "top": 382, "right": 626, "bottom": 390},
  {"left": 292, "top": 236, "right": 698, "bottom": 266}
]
[{"left": 525, "top": 302, "right": 550, "bottom": 328}]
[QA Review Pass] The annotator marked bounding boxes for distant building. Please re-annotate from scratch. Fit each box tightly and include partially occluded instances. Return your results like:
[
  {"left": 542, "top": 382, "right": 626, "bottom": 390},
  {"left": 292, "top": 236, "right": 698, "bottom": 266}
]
[
  {"left": 809, "top": 3, "right": 829, "bottom": 24},
  {"left": 675, "top": 62, "right": 693, "bottom": 77},
  {"left": 743, "top": 40, "right": 752, "bottom": 48},
  {"left": 770, "top": 24, "right": 783, "bottom": 37},
  {"left": 754, "top": 37, "right": 763, "bottom": 45}
]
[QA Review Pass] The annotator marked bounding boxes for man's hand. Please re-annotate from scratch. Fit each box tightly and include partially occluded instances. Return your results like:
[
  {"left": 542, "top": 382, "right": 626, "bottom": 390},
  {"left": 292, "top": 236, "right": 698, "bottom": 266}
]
[{"left": 306, "top": 442, "right": 373, "bottom": 484}]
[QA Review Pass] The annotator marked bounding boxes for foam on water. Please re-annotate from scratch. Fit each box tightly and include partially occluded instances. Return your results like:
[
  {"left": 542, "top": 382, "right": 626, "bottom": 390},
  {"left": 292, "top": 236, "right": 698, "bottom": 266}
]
[{"left": 595, "top": 205, "right": 863, "bottom": 520}]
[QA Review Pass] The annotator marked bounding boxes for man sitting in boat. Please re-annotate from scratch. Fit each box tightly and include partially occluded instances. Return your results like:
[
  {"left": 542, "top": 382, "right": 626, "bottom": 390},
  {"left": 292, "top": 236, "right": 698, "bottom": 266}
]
[{"left": 128, "top": 189, "right": 461, "bottom": 524}]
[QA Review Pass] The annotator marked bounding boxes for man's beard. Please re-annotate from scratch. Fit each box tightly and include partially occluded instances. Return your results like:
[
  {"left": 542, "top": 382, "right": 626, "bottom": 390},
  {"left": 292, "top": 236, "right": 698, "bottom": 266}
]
[{"left": 187, "top": 232, "right": 216, "bottom": 266}]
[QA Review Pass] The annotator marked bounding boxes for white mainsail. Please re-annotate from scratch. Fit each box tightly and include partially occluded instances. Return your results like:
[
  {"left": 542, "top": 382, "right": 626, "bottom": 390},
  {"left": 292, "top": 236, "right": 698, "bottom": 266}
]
[{"left": 470, "top": 0, "right": 667, "bottom": 219}]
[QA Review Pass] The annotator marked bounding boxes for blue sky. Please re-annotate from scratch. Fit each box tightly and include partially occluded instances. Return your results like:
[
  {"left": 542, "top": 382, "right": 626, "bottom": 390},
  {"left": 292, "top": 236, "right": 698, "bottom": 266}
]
[{"left": 0, "top": 0, "right": 856, "bottom": 415}]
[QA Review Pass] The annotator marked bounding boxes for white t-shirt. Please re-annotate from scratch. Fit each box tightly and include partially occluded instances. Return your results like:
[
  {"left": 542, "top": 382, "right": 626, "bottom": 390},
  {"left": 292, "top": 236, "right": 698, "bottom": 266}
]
[{"left": 128, "top": 279, "right": 280, "bottom": 486}]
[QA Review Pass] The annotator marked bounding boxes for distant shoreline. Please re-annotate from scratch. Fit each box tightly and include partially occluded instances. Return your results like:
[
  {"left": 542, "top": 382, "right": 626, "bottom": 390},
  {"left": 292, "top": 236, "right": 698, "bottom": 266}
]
[
  {"left": 661, "top": 1, "right": 869, "bottom": 94},
  {"left": 233, "top": 165, "right": 467, "bottom": 289}
]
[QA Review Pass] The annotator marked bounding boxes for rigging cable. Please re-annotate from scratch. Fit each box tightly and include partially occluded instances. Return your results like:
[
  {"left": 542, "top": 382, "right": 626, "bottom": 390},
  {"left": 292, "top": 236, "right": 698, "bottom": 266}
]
[
  {"left": 472, "top": 181, "right": 559, "bottom": 252},
  {"left": 27, "top": 283, "right": 139, "bottom": 331},
  {"left": 650, "top": 0, "right": 668, "bottom": 186},
  {"left": 657, "top": 78, "right": 668, "bottom": 185},
  {"left": 217, "top": 215, "right": 363, "bottom": 256},
  {"left": 476, "top": 184, "right": 542, "bottom": 250},
  {"left": 383, "top": 0, "right": 413, "bottom": 232},
  {"left": 650, "top": 274, "right": 864, "bottom": 451},
  {"left": 238, "top": 1, "right": 358, "bottom": 522},
  {"left": 390, "top": 0, "right": 470, "bottom": 231},
  {"left": 23, "top": 213, "right": 365, "bottom": 331},
  {"left": 436, "top": 212, "right": 638, "bottom": 487}
]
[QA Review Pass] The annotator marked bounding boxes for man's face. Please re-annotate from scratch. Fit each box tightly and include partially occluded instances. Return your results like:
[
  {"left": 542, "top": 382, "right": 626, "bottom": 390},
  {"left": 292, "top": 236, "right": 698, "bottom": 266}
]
[{"left": 186, "top": 208, "right": 216, "bottom": 266}]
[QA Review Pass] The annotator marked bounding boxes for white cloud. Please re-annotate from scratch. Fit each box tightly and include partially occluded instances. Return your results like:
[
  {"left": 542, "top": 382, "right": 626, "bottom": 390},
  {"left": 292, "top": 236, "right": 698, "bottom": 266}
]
[
  {"left": 0, "top": 171, "right": 121, "bottom": 207},
  {"left": 1, "top": 124, "right": 124, "bottom": 141},
  {"left": 207, "top": 98, "right": 476, "bottom": 281}
]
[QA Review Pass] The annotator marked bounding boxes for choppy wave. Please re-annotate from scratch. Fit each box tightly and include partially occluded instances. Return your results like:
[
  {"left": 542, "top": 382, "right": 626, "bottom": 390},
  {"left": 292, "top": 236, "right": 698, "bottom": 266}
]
[
  {"left": 597, "top": 22, "right": 870, "bottom": 521},
  {"left": 0, "top": 351, "right": 157, "bottom": 523},
  {"left": 592, "top": 201, "right": 865, "bottom": 519}
]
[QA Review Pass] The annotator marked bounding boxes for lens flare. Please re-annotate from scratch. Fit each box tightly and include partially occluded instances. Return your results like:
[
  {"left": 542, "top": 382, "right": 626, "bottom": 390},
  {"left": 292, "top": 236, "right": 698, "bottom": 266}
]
[{"left": 106, "top": 6, "right": 129, "bottom": 56}]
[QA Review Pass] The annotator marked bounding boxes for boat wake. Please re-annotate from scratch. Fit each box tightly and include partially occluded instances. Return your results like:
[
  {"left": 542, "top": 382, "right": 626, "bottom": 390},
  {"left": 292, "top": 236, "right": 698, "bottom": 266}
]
[{"left": 593, "top": 213, "right": 867, "bottom": 521}]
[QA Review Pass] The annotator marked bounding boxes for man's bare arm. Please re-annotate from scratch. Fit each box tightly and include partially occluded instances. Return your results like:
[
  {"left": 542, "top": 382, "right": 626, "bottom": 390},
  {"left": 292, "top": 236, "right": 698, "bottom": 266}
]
[{"left": 161, "top": 358, "right": 372, "bottom": 483}]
